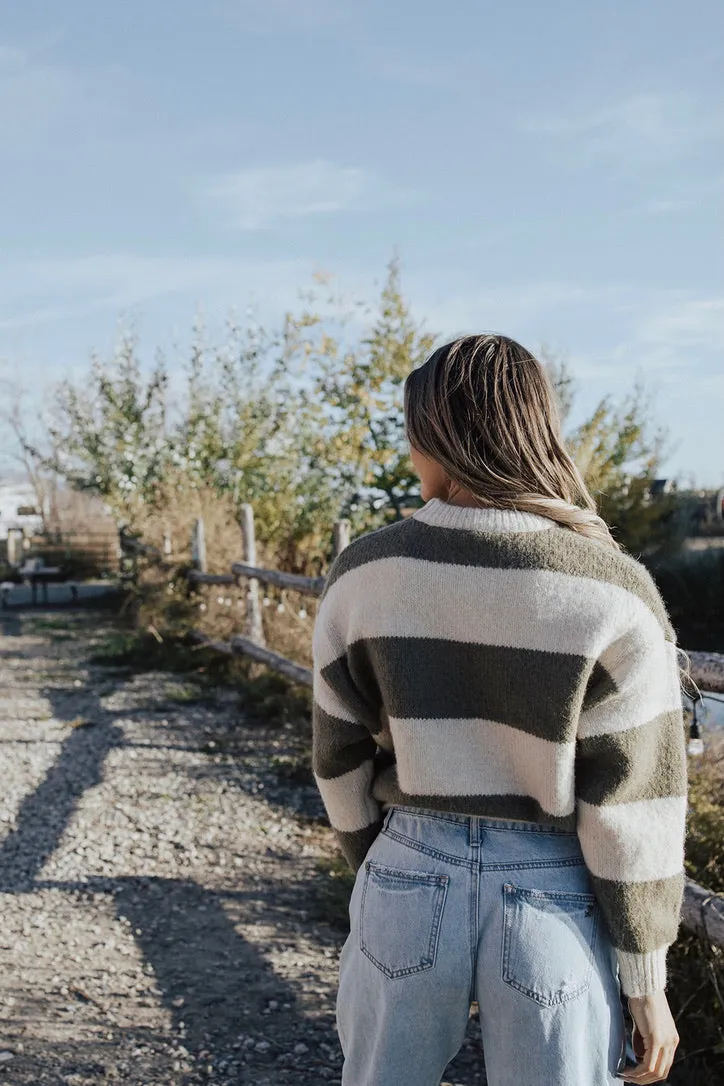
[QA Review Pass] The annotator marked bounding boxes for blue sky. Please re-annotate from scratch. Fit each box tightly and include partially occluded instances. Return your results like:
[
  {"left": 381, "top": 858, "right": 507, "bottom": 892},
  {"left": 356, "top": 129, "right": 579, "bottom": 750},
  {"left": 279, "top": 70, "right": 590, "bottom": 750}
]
[{"left": 0, "top": 0, "right": 722, "bottom": 486}]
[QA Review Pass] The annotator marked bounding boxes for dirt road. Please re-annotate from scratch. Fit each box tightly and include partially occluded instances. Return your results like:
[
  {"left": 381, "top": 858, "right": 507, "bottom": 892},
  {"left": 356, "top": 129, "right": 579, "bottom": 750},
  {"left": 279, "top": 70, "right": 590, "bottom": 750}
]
[{"left": 0, "top": 609, "right": 484, "bottom": 1085}]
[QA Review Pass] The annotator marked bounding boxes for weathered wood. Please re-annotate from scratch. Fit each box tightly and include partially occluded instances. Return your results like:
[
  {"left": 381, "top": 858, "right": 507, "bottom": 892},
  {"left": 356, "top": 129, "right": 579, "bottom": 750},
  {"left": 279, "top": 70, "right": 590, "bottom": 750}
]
[
  {"left": 191, "top": 631, "right": 234, "bottom": 656},
  {"left": 240, "top": 503, "right": 265, "bottom": 646},
  {"left": 188, "top": 562, "right": 327, "bottom": 596},
  {"left": 6, "top": 528, "right": 24, "bottom": 567},
  {"left": 230, "top": 562, "right": 326, "bottom": 597},
  {"left": 187, "top": 570, "right": 236, "bottom": 586},
  {"left": 681, "top": 877, "right": 724, "bottom": 947},
  {"left": 333, "top": 519, "right": 351, "bottom": 556},
  {"left": 120, "top": 534, "right": 161, "bottom": 559},
  {"left": 230, "top": 635, "right": 312, "bottom": 686},
  {"left": 191, "top": 518, "right": 207, "bottom": 573},
  {"left": 192, "top": 629, "right": 311, "bottom": 686}
]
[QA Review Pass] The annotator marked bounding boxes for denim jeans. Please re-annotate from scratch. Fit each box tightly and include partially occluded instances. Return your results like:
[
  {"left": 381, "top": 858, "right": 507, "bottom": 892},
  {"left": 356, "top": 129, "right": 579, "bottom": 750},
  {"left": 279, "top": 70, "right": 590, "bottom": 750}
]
[{"left": 337, "top": 806, "right": 628, "bottom": 1086}]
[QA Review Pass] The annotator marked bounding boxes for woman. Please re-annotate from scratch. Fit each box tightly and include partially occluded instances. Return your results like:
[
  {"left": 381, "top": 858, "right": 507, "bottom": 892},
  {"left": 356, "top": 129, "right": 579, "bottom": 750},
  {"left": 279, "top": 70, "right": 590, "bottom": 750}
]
[{"left": 312, "top": 334, "right": 686, "bottom": 1086}]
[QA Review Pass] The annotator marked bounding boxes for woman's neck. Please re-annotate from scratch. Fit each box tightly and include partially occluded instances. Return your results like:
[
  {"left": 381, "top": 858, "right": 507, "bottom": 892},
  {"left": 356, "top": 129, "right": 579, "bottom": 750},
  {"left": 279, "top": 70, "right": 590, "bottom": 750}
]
[{"left": 443, "top": 487, "right": 494, "bottom": 509}]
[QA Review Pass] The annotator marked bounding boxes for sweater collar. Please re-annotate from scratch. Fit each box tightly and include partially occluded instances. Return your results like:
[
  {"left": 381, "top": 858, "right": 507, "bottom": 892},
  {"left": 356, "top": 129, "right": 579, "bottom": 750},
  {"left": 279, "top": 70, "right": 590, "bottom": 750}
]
[{"left": 412, "top": 497, "right": 555, "bottom": 533}]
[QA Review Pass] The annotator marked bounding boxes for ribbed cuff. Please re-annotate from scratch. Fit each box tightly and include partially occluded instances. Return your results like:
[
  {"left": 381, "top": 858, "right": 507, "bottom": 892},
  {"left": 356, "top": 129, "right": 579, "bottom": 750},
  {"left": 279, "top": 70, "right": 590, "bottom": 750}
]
[{"left": 616, "top": 948, "right": 668, "bottom": 996}]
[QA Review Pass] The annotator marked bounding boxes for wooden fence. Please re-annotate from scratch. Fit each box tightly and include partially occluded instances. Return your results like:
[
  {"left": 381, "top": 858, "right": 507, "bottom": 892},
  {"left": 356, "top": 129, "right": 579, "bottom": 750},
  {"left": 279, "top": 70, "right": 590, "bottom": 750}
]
[
  {"left": 186, "top": 504, "right": 347, "bottom": 686},
  {"left": 2, "top": 530, "right": 120, "bottom": 579},
  {"left": 182, "top": 503, "right": 724, "bottom": 948}
]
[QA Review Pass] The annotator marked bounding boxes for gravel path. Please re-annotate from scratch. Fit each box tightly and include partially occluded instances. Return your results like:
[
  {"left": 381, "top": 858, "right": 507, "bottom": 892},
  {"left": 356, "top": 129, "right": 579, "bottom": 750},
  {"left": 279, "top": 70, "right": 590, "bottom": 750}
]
[{"left": 0, "top": 609, "right": 485, "bottom": 1085}]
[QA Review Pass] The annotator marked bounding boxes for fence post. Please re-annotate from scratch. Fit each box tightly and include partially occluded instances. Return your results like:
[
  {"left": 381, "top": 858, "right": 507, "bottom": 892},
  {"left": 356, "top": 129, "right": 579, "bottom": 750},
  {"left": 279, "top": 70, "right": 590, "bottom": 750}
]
[
  {"left": 163, "top": 530, "right": 172, "bottom": 557},
  {"left": 7, "top": 528, "right": 23, "bottom": 568},
  {"left": 191, "top": 517, "right": 207, "bottom": 573},
  {"left": 240, "top": 503, "right": 265, "bottom": 646},
  {"left": 333, "top": 519, "right": 351, "bottom": 556}
]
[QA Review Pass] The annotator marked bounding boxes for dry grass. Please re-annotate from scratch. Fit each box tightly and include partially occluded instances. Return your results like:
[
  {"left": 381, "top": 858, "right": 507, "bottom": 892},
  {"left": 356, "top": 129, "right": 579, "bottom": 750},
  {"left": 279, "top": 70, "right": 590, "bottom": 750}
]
[
  {"left": 128, "top": 482, "right": 319, "bottom": 671},
  {"left": 685, "top": 748, "right": 724, "bottom": 892}
]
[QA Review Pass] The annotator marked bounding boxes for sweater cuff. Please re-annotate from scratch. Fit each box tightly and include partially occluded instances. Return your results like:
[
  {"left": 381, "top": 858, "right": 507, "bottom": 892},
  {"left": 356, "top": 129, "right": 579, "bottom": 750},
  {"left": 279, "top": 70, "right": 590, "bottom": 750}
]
[{"left": 616, "top": 948, "right": 668, "bottom": 997}]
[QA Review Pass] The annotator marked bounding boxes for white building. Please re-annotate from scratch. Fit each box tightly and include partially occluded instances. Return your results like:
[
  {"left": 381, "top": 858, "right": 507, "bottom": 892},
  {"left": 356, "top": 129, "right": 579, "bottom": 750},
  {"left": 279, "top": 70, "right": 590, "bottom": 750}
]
[{"left": 0, "top": 480, "right": 44, "bottom": 541}]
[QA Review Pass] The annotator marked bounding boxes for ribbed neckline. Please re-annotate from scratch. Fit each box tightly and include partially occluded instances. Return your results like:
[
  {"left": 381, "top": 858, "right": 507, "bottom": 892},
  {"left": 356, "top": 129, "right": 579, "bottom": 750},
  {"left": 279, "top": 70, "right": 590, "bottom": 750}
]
[{"left": 412, "top": 497, "right": 555, "bottom": 533}]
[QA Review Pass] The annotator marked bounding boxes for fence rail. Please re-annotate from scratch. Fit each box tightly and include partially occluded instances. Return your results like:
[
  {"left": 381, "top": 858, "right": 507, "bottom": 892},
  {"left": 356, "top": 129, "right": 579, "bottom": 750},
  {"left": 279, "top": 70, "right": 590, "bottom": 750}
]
[
  {"left": 191, "top": 630, "right": 313, "bottom": 686},
  {"left": 187, "top": 571, "right": 236, "bottom": 587},
  {"left": 188, "top": 565, "right": 326, "bottom": 596},
  {"left": 182, "top": 504, "right": 724, "bottom": 949}
]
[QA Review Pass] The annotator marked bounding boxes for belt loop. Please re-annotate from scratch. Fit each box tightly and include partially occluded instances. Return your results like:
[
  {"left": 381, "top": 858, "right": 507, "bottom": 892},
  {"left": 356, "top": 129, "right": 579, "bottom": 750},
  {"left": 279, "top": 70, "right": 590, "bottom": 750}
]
[
  {"left": 469, "top": 815, "right": 481, "bottom": 848},
  {"left": 382, "top": 807, "right": 394, "bottom": 831}
]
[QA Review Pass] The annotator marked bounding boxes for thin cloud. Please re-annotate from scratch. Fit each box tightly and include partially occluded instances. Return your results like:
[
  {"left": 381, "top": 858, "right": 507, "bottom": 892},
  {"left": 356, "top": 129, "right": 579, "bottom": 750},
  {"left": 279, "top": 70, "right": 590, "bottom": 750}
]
[
  {"left": 414, "top": 283, "right": 724, "bottom": 389},
  {"left": 520, "top": 93, "right": 719, "bottom": 169},
  {"left": 624, "top": 172, "right": 723, "bottom": 218},
  {"left": 645, "top": 198, "right": 696, "bottom": 215},
  {"left": 201, "top": 160, "right": 417, "bottom": 230},
  {"left": 362, "top": 45, "right": 463, "bottom": 89},
  {"left": 633, "top": 295, "right": 724, "bottom": 356},
  {"left": 574, "top": 294, "right": 724, "bottom": 387},
  {"left": 0, "top": 39, "right": 131, "bottom": 149},
  {"left": 0, "top": 254, "right": 321, "bottom": 330},
  {"left": 212, "top": 0, "right": 356, "bottom": 29},
  {"left": 413, "top": 282, "right": 613, "bottom": 340},
  {"left": 0, "top": 45, "right": 81, "bottom": 141}
]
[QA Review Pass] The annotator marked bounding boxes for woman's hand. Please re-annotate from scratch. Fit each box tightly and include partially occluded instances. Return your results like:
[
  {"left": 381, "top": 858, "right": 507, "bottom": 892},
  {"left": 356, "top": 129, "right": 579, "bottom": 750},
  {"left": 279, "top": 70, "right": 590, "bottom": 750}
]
[{"left": 619, "top": 991, "right": 680, "bottom": 1083}]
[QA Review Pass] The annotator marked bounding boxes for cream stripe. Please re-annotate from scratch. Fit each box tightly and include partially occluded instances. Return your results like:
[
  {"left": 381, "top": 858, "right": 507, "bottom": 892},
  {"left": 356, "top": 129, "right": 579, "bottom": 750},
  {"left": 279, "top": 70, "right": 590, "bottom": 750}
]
[
  {"left": 315, "top": 557, "right": 666, "bottom": 671},
  {"left": 413, "top": 499, "right": 555, "bottom": 533},
  {"left": 312, "top": 607, "right": 346, "bottom": 673},
  {"left": 312, "top": 673, "right": 358, "bottom": 724},
  {"left": 578, "top": 639, "right": 682, "bottom": 738},
  {"left": 313, "top": 761, "right": 381, "bottom": 833},
  {"left": 577, "top": 795, "right": 686, "bottom": 882},
  {"left": 389, "top": 717, "right": 576, "bottom": 818}
]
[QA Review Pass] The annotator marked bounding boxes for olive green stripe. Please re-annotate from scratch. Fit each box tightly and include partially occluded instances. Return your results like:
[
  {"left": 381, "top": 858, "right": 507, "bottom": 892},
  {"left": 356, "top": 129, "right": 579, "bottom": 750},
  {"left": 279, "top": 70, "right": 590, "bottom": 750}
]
[
  {"left": 317, "top": 656, "right": 382, "bottom": 732},
  {"left": 322, "top": 638, "right": 588, "bottom": 743},
  {"left": 582, "top": 660, "right": 618, "bottom": 712},
  {"left": 325, "top": 518, "right": 672, "bottom": 638},
  {"left": 335, "top": 820, "right": 385, "bottom": 873},
  {"left": 589, "top": 872, "right": 685, "bottom": 953},
  {"left": 371, "top": 767, "right": 577, "bottom": 830},
  {"left": 312, "top": 703, "right": 376, "bottom": 779},
  {"left": 576, "top": 711, "right": 687, "bottom": 806}
]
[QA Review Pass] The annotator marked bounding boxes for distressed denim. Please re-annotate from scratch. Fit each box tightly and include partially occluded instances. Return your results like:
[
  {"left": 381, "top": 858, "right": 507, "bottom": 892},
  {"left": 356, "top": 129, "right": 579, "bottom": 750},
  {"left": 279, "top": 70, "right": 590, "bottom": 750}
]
[{"left": 337, "top": 806, "right": 628, "bottom": 1086}]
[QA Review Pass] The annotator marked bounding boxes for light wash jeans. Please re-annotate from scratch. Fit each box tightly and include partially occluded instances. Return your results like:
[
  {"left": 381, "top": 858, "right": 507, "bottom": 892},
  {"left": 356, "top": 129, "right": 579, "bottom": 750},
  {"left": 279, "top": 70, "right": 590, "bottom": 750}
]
[{"left": 337, "top": 806, "right": 628, "bottom": 1086}]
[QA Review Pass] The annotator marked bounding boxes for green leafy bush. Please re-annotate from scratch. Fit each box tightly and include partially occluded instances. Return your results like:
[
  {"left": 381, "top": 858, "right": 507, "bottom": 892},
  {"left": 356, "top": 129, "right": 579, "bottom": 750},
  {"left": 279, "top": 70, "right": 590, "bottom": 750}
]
[{"left": 649, "top": 549, "right": 724, "bottom": 652}]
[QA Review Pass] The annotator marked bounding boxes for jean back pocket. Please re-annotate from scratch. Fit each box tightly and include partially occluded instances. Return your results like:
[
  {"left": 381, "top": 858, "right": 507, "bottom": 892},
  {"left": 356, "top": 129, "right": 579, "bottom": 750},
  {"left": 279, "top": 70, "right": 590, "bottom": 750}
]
[
  {"left": 359, "top": 862, "right": 448, "bottom": 979},
  {"left": 502, "top": 883, "right": 599, "bottom": 1006}
]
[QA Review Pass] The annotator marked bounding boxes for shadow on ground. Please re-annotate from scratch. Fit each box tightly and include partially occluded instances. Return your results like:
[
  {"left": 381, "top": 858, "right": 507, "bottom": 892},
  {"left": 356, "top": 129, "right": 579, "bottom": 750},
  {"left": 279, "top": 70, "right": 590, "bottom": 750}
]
[
  {"left": 0, "top": 608, "right": 489, "bottom": 1084},
  {"left": 0, "top": 611, "right": 341, "bottom": 1084}
]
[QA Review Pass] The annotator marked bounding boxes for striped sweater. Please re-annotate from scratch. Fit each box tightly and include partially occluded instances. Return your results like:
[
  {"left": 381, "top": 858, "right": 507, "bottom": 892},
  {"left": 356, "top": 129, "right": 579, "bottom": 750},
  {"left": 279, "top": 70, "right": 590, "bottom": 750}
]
[{"left": 311, "top": 498, "right": 687, "bottom": 997}]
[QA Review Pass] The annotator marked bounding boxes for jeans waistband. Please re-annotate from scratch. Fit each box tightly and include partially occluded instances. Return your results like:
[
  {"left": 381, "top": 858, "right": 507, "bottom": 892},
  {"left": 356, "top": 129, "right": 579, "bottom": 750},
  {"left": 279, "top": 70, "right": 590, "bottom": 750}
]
[{"left": 384, "top": 804, "right": 578, "bottom": 837}]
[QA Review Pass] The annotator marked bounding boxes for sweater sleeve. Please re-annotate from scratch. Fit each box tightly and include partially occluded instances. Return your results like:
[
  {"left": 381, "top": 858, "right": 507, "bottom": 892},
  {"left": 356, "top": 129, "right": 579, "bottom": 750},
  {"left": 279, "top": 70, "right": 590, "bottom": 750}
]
[
  {"left": 575, "top": 580, "right": 688, "bottom": 998},
  {"left": 311, "top": 571, "right": 384, "bottom": 873}
]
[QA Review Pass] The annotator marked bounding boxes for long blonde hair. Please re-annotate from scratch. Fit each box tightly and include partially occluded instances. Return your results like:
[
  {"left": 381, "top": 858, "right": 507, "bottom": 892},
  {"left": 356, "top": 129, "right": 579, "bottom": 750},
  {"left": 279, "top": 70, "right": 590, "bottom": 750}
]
[{"left": 404, "top": 333, "right": 620, "bottom": 550}]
